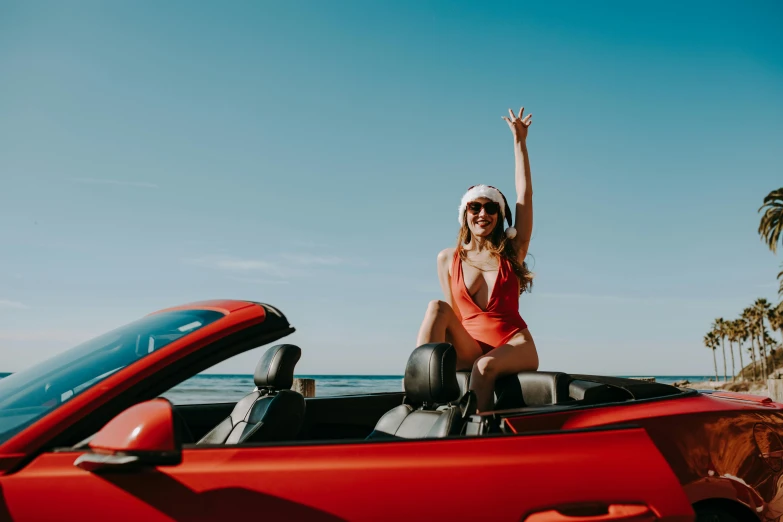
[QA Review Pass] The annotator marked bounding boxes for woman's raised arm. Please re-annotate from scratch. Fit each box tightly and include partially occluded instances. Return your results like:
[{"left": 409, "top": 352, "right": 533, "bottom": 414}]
[{"left": 502, "top": 107, "right": 533, "bottom": 263}]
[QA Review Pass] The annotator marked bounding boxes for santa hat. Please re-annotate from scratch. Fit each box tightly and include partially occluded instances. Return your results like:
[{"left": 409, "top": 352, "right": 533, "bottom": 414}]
[{"left": 458, "top": 184, "right": 517, "bottom": 239}]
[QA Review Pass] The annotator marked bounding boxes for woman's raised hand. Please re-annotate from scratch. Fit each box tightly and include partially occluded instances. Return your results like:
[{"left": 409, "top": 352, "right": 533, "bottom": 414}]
[{"left": 502, "top": 107, "right": 532, "bottom": 144}]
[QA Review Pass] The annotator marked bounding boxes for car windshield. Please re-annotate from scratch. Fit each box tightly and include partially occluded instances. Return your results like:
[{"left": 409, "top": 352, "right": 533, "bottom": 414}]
[{"left": 0, "top": 309, "right": 224, "bottom": 444}]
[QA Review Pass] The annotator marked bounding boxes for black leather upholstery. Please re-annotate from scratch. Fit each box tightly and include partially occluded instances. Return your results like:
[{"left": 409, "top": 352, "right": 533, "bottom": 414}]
[
  {"left": 569, "top": 379, "right": 633, "bottom": 404},
  {"left": 254, "top": 343, "right": 301, "bottom": 389},
  {"left": 456, "top": 371, "right": 471, "bottom": 398},
  {"left": 370, "top": 405, "right": 460, "bottom": 439},
  {"left": 494, "top": 371, "right": 572, "bottom": 410},
  {"left": 367, "top": 343, "right": 475, "bottom": 440},
  {"left": 198, "top": 344, "right": 305, "bottom": 445},
  {"left": 403, "top": 342, "right": 461, "bottom": 405}
]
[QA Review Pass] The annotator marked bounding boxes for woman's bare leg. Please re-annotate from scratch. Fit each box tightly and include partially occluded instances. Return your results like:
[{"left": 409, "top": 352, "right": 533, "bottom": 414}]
[
  {"left": 416, "top": 300, "right": 483, "bottom": 370},
  {"left": 470, "top": 329, "right": 539, "bottom": 412}
]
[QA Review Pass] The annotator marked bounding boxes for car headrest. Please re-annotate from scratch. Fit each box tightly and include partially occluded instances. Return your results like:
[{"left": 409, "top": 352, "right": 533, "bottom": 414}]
[
  {"left": 404, "top": 343, "right": 460, "bottom": 405},
  {"left": 254, "top": 344, "right": 301, "bottom": 390}
]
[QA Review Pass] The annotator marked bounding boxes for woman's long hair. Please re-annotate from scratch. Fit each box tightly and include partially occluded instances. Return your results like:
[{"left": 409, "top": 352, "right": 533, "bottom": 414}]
[{"left": 456, "top": 213, "right": 534, "bottom": 294}]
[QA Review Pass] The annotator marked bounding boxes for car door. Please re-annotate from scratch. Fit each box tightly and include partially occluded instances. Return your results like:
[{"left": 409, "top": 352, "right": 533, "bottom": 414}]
[{"left": 0, "top": 425, "right": 693, "bottom": 522}]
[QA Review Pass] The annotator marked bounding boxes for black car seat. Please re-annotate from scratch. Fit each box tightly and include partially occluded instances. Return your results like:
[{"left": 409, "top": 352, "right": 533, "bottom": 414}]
[
  {"left": 197, "top": 344, "right": 305, "bottom": 445},
  {"left": 494, "top": 371, "right": 572, "bottom": 410},
  {"left": 455, "top": 370, "right": 572, "bottom": 410},
  {"left": 366, "top": 343, "right": 476, "bottom": 440}
]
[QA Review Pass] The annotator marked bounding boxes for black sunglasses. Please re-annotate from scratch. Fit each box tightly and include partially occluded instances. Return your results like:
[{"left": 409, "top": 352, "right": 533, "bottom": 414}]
[{"left": 466, "top": 201, "right": 500, "bottom": 215}]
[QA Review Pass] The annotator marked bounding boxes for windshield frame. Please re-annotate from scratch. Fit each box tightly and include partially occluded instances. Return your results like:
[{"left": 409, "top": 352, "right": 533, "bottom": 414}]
[
  {"left": 0, "top": 309, "right": 227, "bottom": 446},
  {"left": 0, "top": 302, "right": 293, "bottom": 457}
]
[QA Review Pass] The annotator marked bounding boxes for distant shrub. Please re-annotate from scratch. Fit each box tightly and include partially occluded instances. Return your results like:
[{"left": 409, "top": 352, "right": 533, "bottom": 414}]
[{"left": 722, "top": 382, "right": 751, "bottom": 392}]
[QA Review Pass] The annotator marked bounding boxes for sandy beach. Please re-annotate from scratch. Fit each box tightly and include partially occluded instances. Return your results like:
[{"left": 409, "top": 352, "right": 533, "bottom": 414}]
[{"left": 676, "top": 378, "right": 769, "bottom": 396}]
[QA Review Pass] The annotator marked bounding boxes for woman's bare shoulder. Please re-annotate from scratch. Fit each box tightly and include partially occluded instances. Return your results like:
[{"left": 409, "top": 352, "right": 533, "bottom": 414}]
[
  {"left": 437, "top": 247, "right": 455, "bottom": 263},
  {"left": 438, "top": 247, "right": 457, "bottom": 266},
  {"left": 437, "top": 247, "right": 455, "bottom": 275}
]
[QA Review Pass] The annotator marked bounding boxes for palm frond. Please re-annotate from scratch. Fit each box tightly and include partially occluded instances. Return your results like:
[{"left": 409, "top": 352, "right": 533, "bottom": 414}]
[
  {"left": 758, "top": 188, "right": 783, "bottom": 254},
  {"left": 778, "top": 261, "right": 783, "bottom": 297}
]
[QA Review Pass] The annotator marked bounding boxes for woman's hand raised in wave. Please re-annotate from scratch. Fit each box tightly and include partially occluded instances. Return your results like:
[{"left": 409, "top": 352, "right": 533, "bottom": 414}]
[{"left": 502, "top": 107, "right": 532, "bottom": 145}]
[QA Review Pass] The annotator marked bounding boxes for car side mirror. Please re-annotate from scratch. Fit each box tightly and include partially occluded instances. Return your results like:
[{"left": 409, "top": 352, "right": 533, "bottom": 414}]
[{"left": 74, "top": 398, "right": 182, "bottom": 473}]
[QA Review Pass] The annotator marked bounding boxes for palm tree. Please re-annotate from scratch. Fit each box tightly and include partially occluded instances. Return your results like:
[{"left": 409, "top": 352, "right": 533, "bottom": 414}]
[
  {"left": 742, "top": 308, "right": 760, "bottom": 381},
  {"left": 759, "top": 188, "right": 783, "bottom": 253},
  {"left": 725, "top": 320, "right": 737, "bottom": 381},
  {"left": 748, "top": 306, "right": 765, "bottom": 379},
  {"left": 763, "top": 328, "right": 779, "bottom": 377},
  {"left": 727, "top": 320, "right": 740, "bottom": 381},
  {"left": 732, "top": 319, "right": 747, "bottom": 381},
  {"left": 756, "top": 299, "right": 774, "bottom": 378},
  {"left": 704, "top": 332, "right": 719, "bottom": 382},
  {"left": 712, "top": 318, "right": 728, "bottom": 382},
  {"left": 770, "top": 305, "right": 783, "bottom": 343}
]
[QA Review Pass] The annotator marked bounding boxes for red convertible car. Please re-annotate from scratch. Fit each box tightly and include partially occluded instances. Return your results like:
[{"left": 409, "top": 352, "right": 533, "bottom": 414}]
[{"left": 0, "top": 300, "right": 780, "bottom": 521}]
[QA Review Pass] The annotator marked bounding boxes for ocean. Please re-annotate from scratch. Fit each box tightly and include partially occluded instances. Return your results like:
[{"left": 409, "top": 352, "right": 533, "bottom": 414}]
[{"left": 159, "top": 374, "right": 715, "bottom": 405}]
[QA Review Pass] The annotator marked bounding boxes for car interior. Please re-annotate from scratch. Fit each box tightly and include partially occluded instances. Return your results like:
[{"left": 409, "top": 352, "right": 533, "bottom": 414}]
[
  {"left": 47, "top": 300, "right": 694, "bottom": 453},
  {"left": 169, "top": 341, "right": 693, "bottom": 447}
]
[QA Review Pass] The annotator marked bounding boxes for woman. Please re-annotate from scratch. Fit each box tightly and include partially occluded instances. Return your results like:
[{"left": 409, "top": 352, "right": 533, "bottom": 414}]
[{"left": 416, "top": 107, "right": 538, "bottom": 412}]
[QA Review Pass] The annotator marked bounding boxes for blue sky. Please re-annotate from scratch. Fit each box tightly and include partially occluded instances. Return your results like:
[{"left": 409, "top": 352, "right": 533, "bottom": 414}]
[{"left": 1, "top": 1, "right": 781, "bottom": 377}]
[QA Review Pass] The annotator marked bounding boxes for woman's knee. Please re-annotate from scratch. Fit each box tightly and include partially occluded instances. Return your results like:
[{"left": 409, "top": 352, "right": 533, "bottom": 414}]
[
  {"left": 472, "top": 355, "right": 497, "bottom": 379},
  {"left": 425, "top": 300, "right": 452, "bottom": 319}
]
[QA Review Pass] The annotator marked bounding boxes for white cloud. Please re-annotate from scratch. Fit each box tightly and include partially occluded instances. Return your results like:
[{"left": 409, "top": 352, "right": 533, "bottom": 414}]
[
  {"left": 280, "top": 254, "right": 350, "bottom": 266},
  {"left": 0, "top": 299, "right": 29, "bottom": 309},
  {"left": 71, "top": 178, "right": 158, "bottom": 189},
  {"left": 227, "top": 276, "right": 290, "bottom": 285},
  {"left": 213, "top": 259, "right": 278, "bottom": 271},
  {"left": 0, "top": 329, "right": 98, "bottom": 342},
  {"left": 282, "top": 239, "right": 330, "bottom": 249},
  {"left": 538, "top": 292, "right": 637, "bottom": 303},
  {"left": 186, "top": 252, "right": 364, "bottom": 279},
  {"left": 186, "top": 256, "right": 273, "bottom": 272},
  {"left": 536, "top": 292, "right": 760, "bottom": 307},
  {"left": 184, "top": 256, "right": 300, "bottom": 279}
]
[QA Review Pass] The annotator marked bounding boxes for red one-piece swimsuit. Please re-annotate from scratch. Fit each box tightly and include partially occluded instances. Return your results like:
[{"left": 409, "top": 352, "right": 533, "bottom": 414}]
[{"left": 450, "top": 250, "right": 528, "bottom": 354}]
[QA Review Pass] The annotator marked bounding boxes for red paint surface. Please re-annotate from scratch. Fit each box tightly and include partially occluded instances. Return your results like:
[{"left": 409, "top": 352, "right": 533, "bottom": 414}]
[
  {"left": 710, "top": 391, "right": 773, "bottom": 404},
  {"left": 89, "top": 399, "right": 176, "bottom": 453},
  {"left": 504, "top": 394, "right": 783, "bottom": 435},
  {"left": 1, "top": 428, "right": 693, "bottom": 522},
  {"left": 524, "top": 504, "right": 654, "bottom": 522},
  {"left": 505, "top": 393, "right": 783, "bottom": 518},
  {"left": 148, "top": 299, "right": 258, "bottom": 316}
]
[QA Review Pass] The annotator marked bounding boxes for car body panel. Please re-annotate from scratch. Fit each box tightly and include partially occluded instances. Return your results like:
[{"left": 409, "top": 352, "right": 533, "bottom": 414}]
[
  {"left": 0, "top": 427, "right": 693, "bottom": 522},
  {"left": 504, "top": 392, "right": 783, "bottom": 518}
]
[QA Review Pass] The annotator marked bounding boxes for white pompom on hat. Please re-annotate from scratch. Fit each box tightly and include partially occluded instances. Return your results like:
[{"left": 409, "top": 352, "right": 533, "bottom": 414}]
[{"left": 458, "top": 184, "right": 517, "bottom": 239}]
